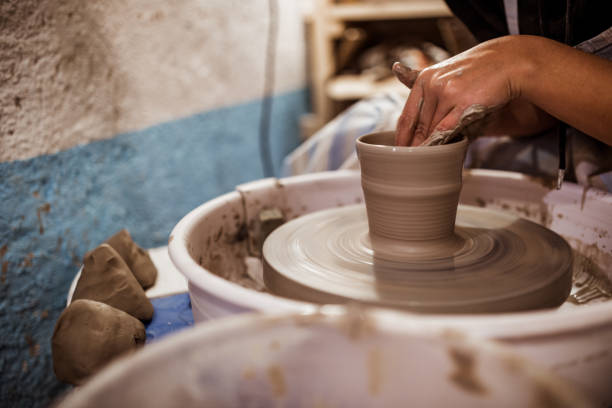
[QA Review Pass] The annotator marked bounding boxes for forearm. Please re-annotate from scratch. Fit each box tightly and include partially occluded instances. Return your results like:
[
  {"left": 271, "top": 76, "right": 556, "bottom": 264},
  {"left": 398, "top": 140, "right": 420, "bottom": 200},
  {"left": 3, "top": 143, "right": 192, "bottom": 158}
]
[
  {"left": 480, "top": 98, "right": 558, "bottom": 137},
  {"left": 517, "top": 36, "right": 612, "bottom": 145}
]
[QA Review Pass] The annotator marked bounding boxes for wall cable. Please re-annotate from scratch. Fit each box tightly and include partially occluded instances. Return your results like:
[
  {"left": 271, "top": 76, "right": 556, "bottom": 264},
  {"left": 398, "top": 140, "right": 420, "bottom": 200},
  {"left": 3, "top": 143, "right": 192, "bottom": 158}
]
[
  {"left": 556, "top": 0, "right": 572, "bottom": 189},
  {"left": 259, "top": 0, "right": 279, "bottom": 177}
]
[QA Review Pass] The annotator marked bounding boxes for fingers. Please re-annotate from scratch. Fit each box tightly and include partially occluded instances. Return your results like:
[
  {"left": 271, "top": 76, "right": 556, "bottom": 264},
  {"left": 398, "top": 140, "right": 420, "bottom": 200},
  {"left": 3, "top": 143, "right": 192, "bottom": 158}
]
[
  {"left": 429, "top": 102, "right": 453, "bottom": 136},
  {"left": 422, "top": 107, "right": 464, "bottom": 145},
  {"left": 392, "top": 62, "right": 420, "bottom": 89},
  {"left": 395, "top": 82, "right": 424, "bottom": 146},
  {"left": 412, "top": 86, "right": 438, "bottom": 146}
]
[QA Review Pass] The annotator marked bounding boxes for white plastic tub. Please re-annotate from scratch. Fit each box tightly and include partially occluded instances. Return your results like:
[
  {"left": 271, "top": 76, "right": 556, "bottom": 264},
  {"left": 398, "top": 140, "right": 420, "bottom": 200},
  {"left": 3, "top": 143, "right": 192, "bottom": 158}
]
[
  {"left": 169, "top": 169, "right": 612, "bottom": 404},
  {"left": 57, "top": 307, "right": 592, "bottom": 408}
]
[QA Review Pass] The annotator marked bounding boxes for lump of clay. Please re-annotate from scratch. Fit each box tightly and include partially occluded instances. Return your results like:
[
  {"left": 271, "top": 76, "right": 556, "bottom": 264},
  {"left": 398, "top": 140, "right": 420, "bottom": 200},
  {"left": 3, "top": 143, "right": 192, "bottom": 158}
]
[
  {"left": 106, "top": 229, "right": 157, "bottom": 289},
  {"left": 52, "top": 299, "right": 146, "bottom": 385},
  {"left": 73, "top": 244, "right": 154, "bottom": 321}
]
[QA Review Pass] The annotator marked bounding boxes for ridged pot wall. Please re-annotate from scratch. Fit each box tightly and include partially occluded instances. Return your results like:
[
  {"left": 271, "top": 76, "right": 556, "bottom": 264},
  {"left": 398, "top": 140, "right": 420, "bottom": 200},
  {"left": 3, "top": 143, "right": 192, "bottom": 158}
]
[{"left": 356, "top": 132, "right": 468, "bottom": 241}]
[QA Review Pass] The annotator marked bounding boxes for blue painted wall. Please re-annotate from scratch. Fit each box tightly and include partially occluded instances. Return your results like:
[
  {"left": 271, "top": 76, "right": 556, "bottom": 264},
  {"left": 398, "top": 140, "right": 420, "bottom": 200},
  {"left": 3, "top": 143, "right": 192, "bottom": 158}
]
[{"left": 0, "top": 88, "right": 308, "bottom": 406}]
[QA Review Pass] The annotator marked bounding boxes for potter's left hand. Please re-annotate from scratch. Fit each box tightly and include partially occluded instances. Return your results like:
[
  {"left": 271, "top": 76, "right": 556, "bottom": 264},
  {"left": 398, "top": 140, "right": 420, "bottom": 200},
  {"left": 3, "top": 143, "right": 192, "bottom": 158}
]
[{"left": 394, "top": 35, "right": 612, "bottom": 147}]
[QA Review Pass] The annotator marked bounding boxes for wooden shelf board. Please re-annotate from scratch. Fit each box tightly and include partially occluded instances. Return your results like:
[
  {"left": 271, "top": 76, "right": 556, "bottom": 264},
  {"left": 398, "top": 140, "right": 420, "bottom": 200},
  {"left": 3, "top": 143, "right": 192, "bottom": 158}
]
[
  {"left": 326, "top": 74, "right": 410, "bottom": 100},
  {"left": 328, "top": 1, "right": 452, "bottom": 21}
]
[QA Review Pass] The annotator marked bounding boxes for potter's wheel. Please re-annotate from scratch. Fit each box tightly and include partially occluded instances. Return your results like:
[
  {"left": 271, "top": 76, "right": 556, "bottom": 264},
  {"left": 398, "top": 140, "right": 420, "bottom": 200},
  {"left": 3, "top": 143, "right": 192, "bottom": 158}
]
[{"left": 263, "top": 204, "right": 573, "bottom": 313}]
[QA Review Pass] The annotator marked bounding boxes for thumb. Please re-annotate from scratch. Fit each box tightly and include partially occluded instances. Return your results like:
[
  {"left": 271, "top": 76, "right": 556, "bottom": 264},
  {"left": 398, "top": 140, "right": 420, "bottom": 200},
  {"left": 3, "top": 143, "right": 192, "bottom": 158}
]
[{"left": 392, "top": 62, "right": 420, "bottom": 89}]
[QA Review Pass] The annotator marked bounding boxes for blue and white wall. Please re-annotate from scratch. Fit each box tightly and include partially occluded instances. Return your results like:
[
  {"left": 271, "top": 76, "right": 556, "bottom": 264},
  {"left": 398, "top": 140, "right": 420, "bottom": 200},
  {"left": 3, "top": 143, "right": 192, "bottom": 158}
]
[{"left": 0, "top": 0, "right": 309, "bottom": 405}]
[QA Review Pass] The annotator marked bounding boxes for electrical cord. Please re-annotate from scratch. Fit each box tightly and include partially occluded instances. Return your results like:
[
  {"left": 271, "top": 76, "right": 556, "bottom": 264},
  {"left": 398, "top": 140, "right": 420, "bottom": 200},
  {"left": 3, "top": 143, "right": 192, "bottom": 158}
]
[
  {"left": 557, "top": 0, "right": 572, "bottom": 189},
  {"left": 259, "top": 0, "right": 278, "bottom": 177}
]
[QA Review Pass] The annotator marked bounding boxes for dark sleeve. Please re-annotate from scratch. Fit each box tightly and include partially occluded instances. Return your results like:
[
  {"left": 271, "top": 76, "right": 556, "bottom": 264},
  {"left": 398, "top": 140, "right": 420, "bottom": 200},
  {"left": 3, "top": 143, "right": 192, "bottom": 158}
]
[
  {"left": 444, "top": 0, "right": 509, "bottom": 42},
  {"left": 566, "top": 1, "right": 612, "bottom": 46},
  {"left": 445, "top": 0, "right": 611, "bottom": 46}
]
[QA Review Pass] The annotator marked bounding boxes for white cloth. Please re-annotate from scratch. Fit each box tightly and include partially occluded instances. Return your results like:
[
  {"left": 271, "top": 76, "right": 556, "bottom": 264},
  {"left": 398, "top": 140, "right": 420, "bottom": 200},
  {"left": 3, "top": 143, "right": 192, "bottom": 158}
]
[{"left": 282, "top": 93, "right": 404, "bottom": 175}]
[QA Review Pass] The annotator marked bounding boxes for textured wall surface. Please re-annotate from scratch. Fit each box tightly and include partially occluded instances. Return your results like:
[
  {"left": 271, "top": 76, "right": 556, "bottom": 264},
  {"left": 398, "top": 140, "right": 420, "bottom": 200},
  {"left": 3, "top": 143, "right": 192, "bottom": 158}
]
[
  {"left": 0, "top": 0, "right": 305, "bottom": 162},
  {"left": 0, "top": 0, "right": 308, "bottom": 405}
]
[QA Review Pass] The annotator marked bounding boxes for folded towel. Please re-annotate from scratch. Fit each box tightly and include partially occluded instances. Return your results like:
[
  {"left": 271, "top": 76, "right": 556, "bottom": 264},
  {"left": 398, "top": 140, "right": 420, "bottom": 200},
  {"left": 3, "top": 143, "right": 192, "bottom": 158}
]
[{"left": 282, "top": 92, "right": 404, "bottom": 176}]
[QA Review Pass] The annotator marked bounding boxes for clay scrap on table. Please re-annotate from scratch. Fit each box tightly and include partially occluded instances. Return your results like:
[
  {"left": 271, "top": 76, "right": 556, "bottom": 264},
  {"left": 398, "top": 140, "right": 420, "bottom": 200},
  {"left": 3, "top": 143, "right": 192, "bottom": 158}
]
[
  {"left": 256, "top": 208, "right": 285, "bottom": 253},
  {"left": 72, "top": 244, "right": 154, "bottom": 321},
  {"left": 52, "top": 299, "right": 146, "bottom": 385},
  {"left": 52, "top": 229, "right": 158, "bottom": 384},
  {"left": 106, "top": 229, "right": 157, "bottom": 289}
]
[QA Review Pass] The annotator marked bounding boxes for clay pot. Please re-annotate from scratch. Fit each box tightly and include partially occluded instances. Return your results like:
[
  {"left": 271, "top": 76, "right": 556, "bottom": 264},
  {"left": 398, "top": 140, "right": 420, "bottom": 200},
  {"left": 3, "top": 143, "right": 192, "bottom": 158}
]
[{"left": 356, "top": 131, "right": 468, "bottom": 242}]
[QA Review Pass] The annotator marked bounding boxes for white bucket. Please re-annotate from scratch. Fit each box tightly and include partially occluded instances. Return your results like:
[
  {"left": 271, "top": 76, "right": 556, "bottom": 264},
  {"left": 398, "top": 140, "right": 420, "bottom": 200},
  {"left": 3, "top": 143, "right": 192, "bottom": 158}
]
[
  {"left": 57, "top": 307, "right": 592, "bottom": 408},
  {"left": 169, "top": 169, "right": 612, "bottom": 404}
]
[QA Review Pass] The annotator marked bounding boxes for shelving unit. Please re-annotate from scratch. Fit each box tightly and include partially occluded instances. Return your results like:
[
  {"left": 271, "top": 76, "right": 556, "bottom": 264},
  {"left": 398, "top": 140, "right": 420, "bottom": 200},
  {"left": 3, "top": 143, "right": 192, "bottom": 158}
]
[
  {"left": 328, "top": 1, "right": 452, "bottom": 21},
  {"left": 302, "top": 0, "right": 452, "bottom": 137}
]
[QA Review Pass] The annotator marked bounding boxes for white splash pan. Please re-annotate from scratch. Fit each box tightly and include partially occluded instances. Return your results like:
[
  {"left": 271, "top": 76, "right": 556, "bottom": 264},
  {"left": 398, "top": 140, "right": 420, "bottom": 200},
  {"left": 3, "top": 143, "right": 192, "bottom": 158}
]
[
  {"left": 57, "top": 306, "right": 591, "bottom": 408},
  {"left": 169, "top": 169, "right": 612, "bottom": 405}
]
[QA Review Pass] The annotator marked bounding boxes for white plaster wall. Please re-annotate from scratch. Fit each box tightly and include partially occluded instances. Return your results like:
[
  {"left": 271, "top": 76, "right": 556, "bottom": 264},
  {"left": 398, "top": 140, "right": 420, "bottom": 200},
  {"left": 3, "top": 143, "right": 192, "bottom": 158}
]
[{"left": 0, "top": 0, "right": 307, "bottom": 162}]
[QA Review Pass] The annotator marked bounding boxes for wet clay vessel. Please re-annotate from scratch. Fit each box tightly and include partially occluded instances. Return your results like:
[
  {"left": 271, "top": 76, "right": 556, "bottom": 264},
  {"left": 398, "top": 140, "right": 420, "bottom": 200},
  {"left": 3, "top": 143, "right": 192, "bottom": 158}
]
[
  {"left": 263, "top": 131, "right": 573, "bottom": 313},
  {"left": 358, "top": 131, "right": 468, "bottom": 260}
]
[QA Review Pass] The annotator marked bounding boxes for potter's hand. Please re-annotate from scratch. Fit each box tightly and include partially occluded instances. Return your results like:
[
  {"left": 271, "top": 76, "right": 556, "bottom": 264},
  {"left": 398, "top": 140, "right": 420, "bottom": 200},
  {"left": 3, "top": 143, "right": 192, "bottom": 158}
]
[
  {"left": 393, "top": 36, "right": 529, "bottom": 146},
  {"left": 394, "top": 61, "right": 557, "bottom": 141},
  {"left": 394, "top": 35, "right": 612, "bottom": 146}
]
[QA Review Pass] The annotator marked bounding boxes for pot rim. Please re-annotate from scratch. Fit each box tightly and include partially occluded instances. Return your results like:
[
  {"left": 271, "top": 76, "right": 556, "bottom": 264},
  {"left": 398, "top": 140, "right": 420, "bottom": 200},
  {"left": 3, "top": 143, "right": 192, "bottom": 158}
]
[{"left": 356, "top": 131, "right": 468, "bottom": 155}]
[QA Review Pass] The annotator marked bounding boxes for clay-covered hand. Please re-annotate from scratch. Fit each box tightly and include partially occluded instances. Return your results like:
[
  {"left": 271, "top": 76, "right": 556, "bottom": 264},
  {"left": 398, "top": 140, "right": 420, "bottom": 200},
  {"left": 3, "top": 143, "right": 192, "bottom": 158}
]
[
  {"left": 393, "top": 36, "right": 532, "bottom": 146},
  {"left": 394, "top": 35, "right": 612, "bottom": 146}
]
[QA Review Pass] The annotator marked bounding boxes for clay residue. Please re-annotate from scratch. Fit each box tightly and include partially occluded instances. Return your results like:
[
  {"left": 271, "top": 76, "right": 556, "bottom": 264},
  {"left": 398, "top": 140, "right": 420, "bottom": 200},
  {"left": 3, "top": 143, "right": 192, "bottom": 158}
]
[
  {"left": 523, "top": 174, "right": 558, "bottom": 190},
  {"left": 291, "top": 308, "right": 327, "bottom": 327},
  {"left": 532, "top": 383, "right": 572, "bottom": 408},
  {"left": 474, "top": 197, "right": 486, "bottom": 207},
  {"left": 242, "top": 367, "right": 256, "bottom": 380},
  {"left": 422, "top": 104, "right": 495, "bottom": 146},
  {"left": 568, "top": 240, "right": 612, "bottom": 305},
  {"left": 257, "top": 208, "right": 285, "bottom": 253},
  {"left": 1, "top": 261, "right": 7, "bottom": 283},
  {"left": 582, "top": 349, "right": 609, "bottom": 363},
  {"left": 266, "top": 365, "right": 286, "bottom": 397},
  {"left": 36, "top": 202, "right": 51, "bottom": 235},
  {"left": 367, "top": 348, "right": 382, "bottom": 395},
  {"left": 20, "top": 253, "right": 34, "bottom": 268},
  {"left": 442, "top": 328, "right": 467, "bottom": 342},
  {"left": 338, "top": 304, "right": 376, "bottom": 341},
  {"left": 580, "top": 185, "right": 591, "bottom": 211},
  {"left": 195, "top": 216, "right": 264, "bottom": 292},
  {"left": 448, "top": 348, "right": 487, "bottom": 395},
  {"left": 25, "top": 334, "right": 40, "bottom": 357},
  {"left": 476, "top": 198, "right": 554, "bottom": 228}
]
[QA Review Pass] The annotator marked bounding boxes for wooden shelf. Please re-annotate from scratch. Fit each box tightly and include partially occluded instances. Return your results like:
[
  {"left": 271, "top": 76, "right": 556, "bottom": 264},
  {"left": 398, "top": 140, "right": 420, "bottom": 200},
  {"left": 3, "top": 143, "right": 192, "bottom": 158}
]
[
  {"left": 328, "top": 1, "right": 452, "bottom": 21},
  {"left": 304, "top": 0, "right": 453, "bottom": 137},
  {"left": 326, "top": 74, "right": 409, "bottom": 100}
]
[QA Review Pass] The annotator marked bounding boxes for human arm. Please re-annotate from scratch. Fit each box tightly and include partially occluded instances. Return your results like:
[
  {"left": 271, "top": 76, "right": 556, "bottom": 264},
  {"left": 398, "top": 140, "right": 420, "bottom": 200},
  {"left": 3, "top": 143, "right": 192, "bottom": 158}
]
[{"left": 394, "top": 35, "right": 612, "bottom": 146}]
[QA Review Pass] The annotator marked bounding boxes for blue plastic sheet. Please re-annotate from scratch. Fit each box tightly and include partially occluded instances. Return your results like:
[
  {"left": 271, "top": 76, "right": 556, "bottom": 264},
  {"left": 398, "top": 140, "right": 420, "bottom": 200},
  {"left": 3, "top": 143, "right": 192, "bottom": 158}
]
[{"left": 145, "top": 293, "right": 194, "bottom": 343}]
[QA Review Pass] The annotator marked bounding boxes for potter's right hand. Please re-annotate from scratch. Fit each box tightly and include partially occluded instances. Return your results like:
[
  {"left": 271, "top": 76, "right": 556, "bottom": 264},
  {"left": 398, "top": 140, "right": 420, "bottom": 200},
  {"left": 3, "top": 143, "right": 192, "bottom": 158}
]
[
  {"left": 394, "top": 62, "right": 556, "bottom": 141},
  {"left": 393, "top": 36, "right": 533, "bottom": 146},
  {"left": 394, "top": 35, "right": 612, "bottom": 147}
]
